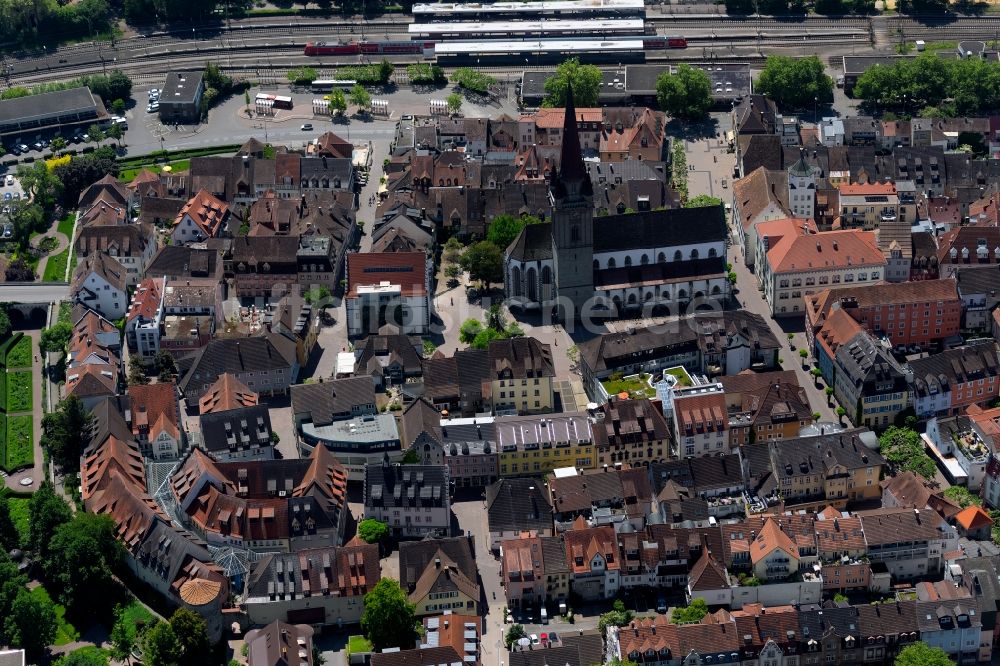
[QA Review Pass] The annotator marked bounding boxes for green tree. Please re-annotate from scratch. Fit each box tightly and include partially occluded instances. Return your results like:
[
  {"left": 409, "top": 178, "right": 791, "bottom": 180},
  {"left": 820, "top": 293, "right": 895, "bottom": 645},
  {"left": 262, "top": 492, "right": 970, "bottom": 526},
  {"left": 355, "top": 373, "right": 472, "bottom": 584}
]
[
  {"left": 142, "top": 621, "right": 183, "bottom": 666},
  {"left": 656, "top": 64, "right": 713, "bottom": 119},
  {"left": 378, "top": 59, "right": 395, "bottom": 84},
  {"left": 51, "top": 136, "right": 68, "bottom": 154},
  {"left": 836, "top": 406, "right": 847, "bottom": 423},
  {"left": 357, "top": 518, "right": 389, "bottom": 544},
  {"left": 0, "top": 552, "right": 28, "bottom": 623},
  {"left": 459, "top": 241, "right": 503, "bottom": 287},
  {"left": 755, "top": 55, "right": 834, "bottom": 110},
  {"left": 52, "top": 147, "right": 119, "bottom": 208},
  {"left": 350, "top": 84, "right": 372, "bottom": 113},
  {"left": 4, "top": 588, "right": 57, "bottom": 658},
  {"left": 28, "top": 482, "right": 72, "bottom": 560},
  {"left": 486, "top": 214, "right": 541, "bottom": 251},
  {"left": 154, "top": 350, "right": 176, "bottom": 378},
  {"left": 170, "top": 608, "right": 211, "bottom": 666},
  {"left": 0, "top": 308, "right": 10, "bottom": 339},
  {"left": 244, "top": 89, "right": 251, "bottom": 112},
  {"left": 106, "top": 122, "right": 125, "bottom": 149},
  {"left": 878, "top": 426, "right": 937, "bottom": 479},
  {"left": 41, "top": 396, "right": 96, "bottom": 473},
  {"left": 287, "top": 66, "right": 318, "bottom": 85},
  {"left": 446, "top": 92, "right": 463, "bottom": 115},
  {"left": 685, "top": 195, "right": 724, "bottom": 209},
  {"left": 486, "top": 303, "right": 507, "bottom": 332},
  {"left": 943, "top": 486, "right": 982, "bottom": 508},
  {"left": 128, "top": 355, "right": 149, "bottom": 386},
  {"left": 450, "top": 68, "right": 496, "bottom": 94},
  {"left": 543, "top": 58, "right": 603, "bottom": 107},
  {"left": 894, "top": 642, "right": 953, "bottom": 666},
  {"left": 16, "top": 161, "right": 63, "bottom": 212},
  {"left": 88, "top": 124, "right": 105, "bottom": 147},
  {"left": 85, "top": 71, "right": 133, "bottom": 104},
  {"left": 110, "top": 605, "right": 138, "bottom": 665},
  {"left": 471, "top": 327, "right": 504, "bottom": 350},
  {"left": 0, "top": 495, "right": 19, "bottom": 551},
  {"left": 8, "top": 202, "right": 46, "bottom": 251},
  {"left": 361, "top": 578, "right": 416, "bottom": 649},
  {"left": 459, "top": 319, "right": 483, "bottom": 344},
  {"left": 597, "top": 607, "right": 633, "bottom": 634},
  {"left": 56, "top": 646, "right": 110, "bottom": 666},
  {"left": 328, "top": 89, "right": 347, "bottom": 116},
  {"left": 505, "top": 624, "right": 526, "bottom": 648},
  {"left": 671, "top": 598, "right": 709, "bottom": 624},
  {"left": 44, "top": 513, "right": 124, "bottom": 610}
]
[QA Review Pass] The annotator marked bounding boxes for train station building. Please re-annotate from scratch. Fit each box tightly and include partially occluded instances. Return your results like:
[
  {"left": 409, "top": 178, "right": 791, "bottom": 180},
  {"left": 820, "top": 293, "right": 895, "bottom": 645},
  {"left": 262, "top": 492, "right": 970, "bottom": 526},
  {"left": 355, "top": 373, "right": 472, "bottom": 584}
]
[{"left": 0, "top": 86, "right": 106, "bottom": 140}]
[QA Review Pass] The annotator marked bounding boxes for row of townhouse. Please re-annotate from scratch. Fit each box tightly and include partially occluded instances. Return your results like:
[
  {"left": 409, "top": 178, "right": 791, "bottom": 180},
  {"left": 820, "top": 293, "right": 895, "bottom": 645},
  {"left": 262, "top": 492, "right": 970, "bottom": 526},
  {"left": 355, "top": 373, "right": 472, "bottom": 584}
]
[{"left": 498, "top": 503, "right": 961, "bottom": 610}]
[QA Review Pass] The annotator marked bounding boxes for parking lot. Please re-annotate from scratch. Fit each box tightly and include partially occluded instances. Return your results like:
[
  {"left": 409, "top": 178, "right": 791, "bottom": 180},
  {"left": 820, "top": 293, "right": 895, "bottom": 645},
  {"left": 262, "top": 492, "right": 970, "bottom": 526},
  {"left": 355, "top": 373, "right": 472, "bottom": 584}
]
[{"left": 1, "top": 174, "right": 25, "bottom": 232}]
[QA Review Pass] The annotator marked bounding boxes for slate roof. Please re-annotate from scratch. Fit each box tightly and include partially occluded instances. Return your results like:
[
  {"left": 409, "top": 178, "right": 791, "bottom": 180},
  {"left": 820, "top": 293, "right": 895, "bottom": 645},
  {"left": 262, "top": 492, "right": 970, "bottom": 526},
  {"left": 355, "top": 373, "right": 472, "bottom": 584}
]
[
  {"left": 178, "top": 338, "right": 292, "bottom": 398},
  {"left": 291, "top": 376, "right": 377, "bottom": 427},
  {"left": 506, "top": 632, "right": 604, "bottom": 666},
  {"left": 485, "top": 477, "right": 551, "bottom": 535},
  {"left": 506, "top": 221, "right": 553, "bottom": 261},
  {"left": 593, "top": 206, "right": 726, "bottom": 253},
  {"left": 146, "top": 246, "right": 223, "bottom": 280},
  {"left": 910, "top": 342, "right": 1000, "bottom": 399},
  {"left": 399, "top": 536, "right": 478, "bottom": 593},
  {"left": 857, "top": 507, "right": 950, "bottom": 546},
  {"left": 199, "top": 404, "right": 273, "bottom": 455},
  {"left": 422, "top": 348, "right": 490, "bottom": 403}
]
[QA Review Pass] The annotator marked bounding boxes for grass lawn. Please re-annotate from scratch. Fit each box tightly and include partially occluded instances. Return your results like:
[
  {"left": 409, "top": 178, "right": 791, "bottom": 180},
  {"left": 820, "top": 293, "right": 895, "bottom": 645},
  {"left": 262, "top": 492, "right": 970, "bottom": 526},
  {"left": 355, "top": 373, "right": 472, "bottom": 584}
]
[
  {"left": 601, "top": 373, "right": 653, "bottom": 399},
  {"left": 118, "top": 598, "right": 155, "bottom": 629},
  {"left": 665, "top": 366, "right": 693, "bottom": 387},
  {"left": 7, "top": 496, "right": 29, "bottom": 546},
  {"left": 5, "top": 415, "right": 32, "bottom": 470},
  {"left": 56, "top": 213, "right": 75, "bottom": 239},
  {"left": 43, "top": 247, "right": 70, "bottom": 282},
  {"left": 5, "top": 337, "right": 31, "bottom": 369},
  {"left": 119, "top": 159, "right": 191, "bottom": 183},
  {"left": 29, "top": 586, "right": 80, "bottom": 646},
  {"left": 7, "top": 372, "right": 31, "bottom": 413},
  {"left": 348, "top": 636, "right": 374, "bottom": 655}
]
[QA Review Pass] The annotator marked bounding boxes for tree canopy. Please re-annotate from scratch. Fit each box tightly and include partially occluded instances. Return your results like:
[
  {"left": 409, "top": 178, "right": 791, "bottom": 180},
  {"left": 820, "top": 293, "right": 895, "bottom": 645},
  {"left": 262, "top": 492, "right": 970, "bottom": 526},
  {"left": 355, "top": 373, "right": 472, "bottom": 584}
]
[
  {"left": 40, "top": 321, "right": 73, "bottom": 353},
  {"left": 854, "top": 54, "right": 1000, "bottom": 115},
  {"left": 459, "top": 241, "right": 504, "bottom": 287},
  {"left": 894, "top": 642, "right": 953, "bottom": 666},
  {"left": 350, "top": 84, "right": 372, "bottom": 112},
  {"left": 0, "top": 495, "right": 19, "bottom": 552},
  {"left": 656, "top": 65, "right": 713, "bottom": 119},
  {"left": 142, "top": 621, "right": 183, "bottom": 666},
  {"left": 543, "top": 58, "right": 602, "bottom": 108},
  {"left": 943, "top": 486, "right": 982, "bottom": 508},
  {"left": 169, "top": 608, "right": 212, "bottom": 666},
  {"left": 878, "top": 427, "right": 937, "bottom": 480},
  {"left": 44, "top": 513, "right": 124, "bottom": 610},
  {"left": 56, "top": 646, "right": 110, "bottom": 666},
  {"left": 361, "top": 578, "right": 416, "bottom": 649},
  {"left": 486, "top": 214, "right": 542, "bottom": 251},
  {"left": 42, "top": 396, "right": 96, "bottom": 473},
  {"left": 4, "top": 588, "right": 57, "bottom": 658},
  {"left": 328, "top": 89, "right": 348, "bottom": 116},
  {"left": 29, "top": 482, "right": 72, "bottom": 561},
  {"left": 685, "top": 195, "right": 724, "bottom": 209},
  {"left": 671, "top": 598, "right": 709, "bottom": 624},
  {"left": 357, "top": 518, "right": 389, "bottom": 544},
  {"left": 755, "top": 56, "right": 834, "bottom": 110}
]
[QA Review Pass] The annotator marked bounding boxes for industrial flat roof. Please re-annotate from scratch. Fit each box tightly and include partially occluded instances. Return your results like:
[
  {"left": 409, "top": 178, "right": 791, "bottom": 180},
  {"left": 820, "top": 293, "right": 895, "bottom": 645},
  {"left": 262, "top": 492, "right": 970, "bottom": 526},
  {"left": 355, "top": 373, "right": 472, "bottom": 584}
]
[
  {"left": 434, "top": 38, "right": 643, "bottom": 54},
  {"left": 409, "top": 17, "right": 643, "bottom": 33},
  {"left": 521, "top": 63, "right": 752, "bottom": 102},
  {"left": 413, "top": 0, "right": 643, "bottom": 13},
  {"left": 162, "top": 71, "right": 205, "bottom": 105},
  {"left": 0, "top": 86, "right": 97, "bottom": 125}
]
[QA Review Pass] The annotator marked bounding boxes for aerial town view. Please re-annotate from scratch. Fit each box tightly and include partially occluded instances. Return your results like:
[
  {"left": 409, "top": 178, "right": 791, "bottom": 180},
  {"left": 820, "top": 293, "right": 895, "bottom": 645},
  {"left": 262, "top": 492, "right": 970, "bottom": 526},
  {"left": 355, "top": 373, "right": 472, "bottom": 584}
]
[{"left": 4, "top": 0, "right": 1000, "bottom": 665}]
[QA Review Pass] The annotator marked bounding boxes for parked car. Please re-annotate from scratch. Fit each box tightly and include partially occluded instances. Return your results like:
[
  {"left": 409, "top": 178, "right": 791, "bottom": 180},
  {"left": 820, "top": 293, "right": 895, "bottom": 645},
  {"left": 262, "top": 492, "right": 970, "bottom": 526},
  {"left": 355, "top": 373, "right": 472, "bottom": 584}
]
[
  {"left": 529, "top": 635, "right": 539, "bottom": 646},
  {"left": 301, "top": 123, "right": 313, "bottom": 131},
  {"left": 4, "top": 175, "right": 13, "bottom": 186},
  {"left": 3, "top": 193, "right": 11, "bottom": 201}
]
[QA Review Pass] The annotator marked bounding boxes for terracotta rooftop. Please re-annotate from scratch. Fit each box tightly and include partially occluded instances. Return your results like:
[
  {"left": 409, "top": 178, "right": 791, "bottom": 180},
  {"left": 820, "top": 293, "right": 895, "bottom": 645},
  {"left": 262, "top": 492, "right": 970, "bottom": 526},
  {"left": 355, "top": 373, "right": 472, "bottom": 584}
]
[
  {"left": 767, "top": 229, "right": 883, "bottom": 273},
  {"left": 955, "top": 505, "right": 992, "bottom": 531},
  {"left": 347, "top": 251, "right": 426, "bottom": 297},
  {"left": 175, "top": 189, "right": 229, "bottom": 237},
  {"left": 198, "top": 373, "right": 259, "bottom": 414}
]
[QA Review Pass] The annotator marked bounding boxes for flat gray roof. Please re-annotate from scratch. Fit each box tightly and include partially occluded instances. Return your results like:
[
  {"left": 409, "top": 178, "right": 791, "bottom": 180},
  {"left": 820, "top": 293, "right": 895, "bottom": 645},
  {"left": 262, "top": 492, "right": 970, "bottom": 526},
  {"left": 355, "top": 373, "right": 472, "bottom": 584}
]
[
  {"left": 522, "top": 63, "right": 751, "bottom": 103},
  {"left": 162, "top": 71, "right": 205, "bottom": 105},
  {"left": 303, "top": 412, "right": 400, "bottom": 447},
  {"left": 0, "top": 86, "right": 97, "bottom": 125}
]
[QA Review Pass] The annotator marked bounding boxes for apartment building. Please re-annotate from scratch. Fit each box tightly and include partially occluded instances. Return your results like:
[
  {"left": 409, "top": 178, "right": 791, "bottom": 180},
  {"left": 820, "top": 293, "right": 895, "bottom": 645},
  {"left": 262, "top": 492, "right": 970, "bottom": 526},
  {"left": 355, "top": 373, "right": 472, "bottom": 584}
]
[
  {"left": 495, "top": 413, "right": 596, "bottom": 477},
  {"left": 837, "top": 181, "right": 900, "bottom": 230}
]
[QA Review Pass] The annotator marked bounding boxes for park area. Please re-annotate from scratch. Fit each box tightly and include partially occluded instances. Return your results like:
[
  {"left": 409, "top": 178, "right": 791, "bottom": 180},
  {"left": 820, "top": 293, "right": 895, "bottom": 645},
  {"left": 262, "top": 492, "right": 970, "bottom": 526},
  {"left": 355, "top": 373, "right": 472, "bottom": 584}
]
[{"left": 0, "top": 333, "right": 34, "bottom": 472}]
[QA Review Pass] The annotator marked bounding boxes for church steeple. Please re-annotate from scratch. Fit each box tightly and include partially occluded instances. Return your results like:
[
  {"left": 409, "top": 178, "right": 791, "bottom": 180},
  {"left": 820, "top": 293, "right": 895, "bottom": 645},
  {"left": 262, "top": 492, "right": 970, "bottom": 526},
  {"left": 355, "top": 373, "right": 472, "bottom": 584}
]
[{"left": 550, "top": 83, "right": 593, "bottom": 200}]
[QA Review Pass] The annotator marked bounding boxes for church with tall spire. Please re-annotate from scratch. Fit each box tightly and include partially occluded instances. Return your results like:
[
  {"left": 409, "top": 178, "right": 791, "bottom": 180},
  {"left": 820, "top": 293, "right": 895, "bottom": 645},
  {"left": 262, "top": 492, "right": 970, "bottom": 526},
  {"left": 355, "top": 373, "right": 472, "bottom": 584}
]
[{"left": 503, "top": 87, "right": 730, "bottom": 320}]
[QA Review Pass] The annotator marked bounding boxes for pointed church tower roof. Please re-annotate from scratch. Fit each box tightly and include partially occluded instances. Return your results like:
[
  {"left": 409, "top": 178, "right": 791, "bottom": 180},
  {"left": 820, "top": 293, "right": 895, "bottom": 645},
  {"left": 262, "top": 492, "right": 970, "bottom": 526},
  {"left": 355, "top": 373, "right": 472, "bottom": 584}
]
[
  {"left": 550, "top": 83, "right": 593, "bottom": 200},
  {"left": 788, "top": 148, "right": 815, "bottom": 177}
]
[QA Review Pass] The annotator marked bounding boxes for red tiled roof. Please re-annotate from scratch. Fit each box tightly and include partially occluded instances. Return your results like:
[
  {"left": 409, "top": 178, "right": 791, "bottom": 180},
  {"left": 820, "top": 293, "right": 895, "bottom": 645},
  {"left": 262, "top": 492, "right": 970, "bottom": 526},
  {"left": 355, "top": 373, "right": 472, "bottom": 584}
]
[
  {"left": 674, "top": 393, "right": 727, "bottom": 432},
  {"left": 198, "top": 373, "right": 258, "bottom": 414},
  {"left": 347, "top": 252, "right": 427, "bottom": 297},
  {"left": 955, "top": 505, "right": 992, "bottom": 531},
  {"left": 175, "top": 189, "right": 229, "bottom": 237},
  {"left": 767, "top": 230, "right": 884, "bottom": 273},
  {"left": 839, "top": 181, "right": 897, "bottom": 196},
  {"left": 127, "top": 277, "right": 164, "bottom": 323},
  {"left": 128, "top": 382, "right": 180, "bottom": 443}
]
